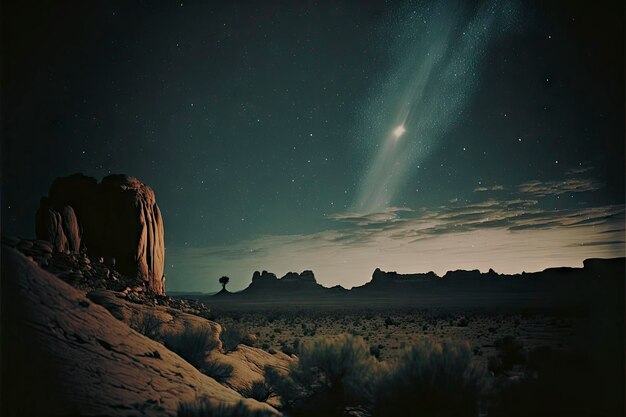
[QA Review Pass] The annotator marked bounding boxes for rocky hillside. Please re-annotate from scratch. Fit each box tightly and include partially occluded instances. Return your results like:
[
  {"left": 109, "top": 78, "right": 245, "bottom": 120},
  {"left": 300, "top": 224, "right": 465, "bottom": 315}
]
[
  {"left": 1, "top": 245, "right": 284, "bottom": 416},
  {"left": 2, "top": 174, "right": 292, "bottom": 416}
]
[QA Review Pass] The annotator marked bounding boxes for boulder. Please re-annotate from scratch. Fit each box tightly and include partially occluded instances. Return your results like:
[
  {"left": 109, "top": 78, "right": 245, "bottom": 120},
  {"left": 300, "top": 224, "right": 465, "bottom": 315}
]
[{"left": 36, "top": 174, "right": 166, "bottom": 294}]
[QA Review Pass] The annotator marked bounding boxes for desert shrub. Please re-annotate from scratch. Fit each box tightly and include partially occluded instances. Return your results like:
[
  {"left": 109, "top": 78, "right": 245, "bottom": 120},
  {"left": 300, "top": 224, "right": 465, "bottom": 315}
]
[
  {"left": 265, "top": 333, "right": 378, "bottom": 417},
  {"left": 130, "top": 313, "right": 163, "bottom": 339},
  {"left": 369, "top": 345, "right": 381, "bottom": 360},
  {"left": 241, "top": 380, "right": 272, "bottom": 402},
  {"left": 164, "top": 325, "right": 219, "bottom": 368},
  {"left": 457, "top": 317, "right": 470, "bottom": 327},
  {"left": 384, "top": 317, "right": 396, "bottom": 326},
  {"left": 202, "top": 357, "right": 234, "bottom": 383},
  {"left": 220, "top": 324, "right": 247, "bottom": 352},
  {"left": 280, "top": 341, "right": 295, "bottom": 356},
  {"left": 369, "top": 340, "right": 485, "bottom": 417},
  {"left": 489, "top": 336, "right": 526, "bottom": 374},
  {"left": 178, "top": 398, "right": 273, "bottom": 417}
]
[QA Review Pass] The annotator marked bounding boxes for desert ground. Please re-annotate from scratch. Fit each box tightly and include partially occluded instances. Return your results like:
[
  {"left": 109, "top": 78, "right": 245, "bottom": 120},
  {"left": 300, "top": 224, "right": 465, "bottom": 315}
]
[{"left": 209, "top": 306, "right": 582, "bottom": 365}]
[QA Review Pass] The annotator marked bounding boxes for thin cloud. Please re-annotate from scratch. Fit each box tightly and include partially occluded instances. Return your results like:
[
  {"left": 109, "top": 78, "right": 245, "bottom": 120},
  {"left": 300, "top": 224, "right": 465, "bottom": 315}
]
[
  {"left": 474, "top": 185, "right": 505, "bottom": 192},
  {"left": 518, "top": 178, "right": 603, "bottom": 197},
  {"left": 166, "top": 201, "right": 625, "bottom": 292},
  {"left": 565, "top": 165, "right": 594, "bottom": 176}
]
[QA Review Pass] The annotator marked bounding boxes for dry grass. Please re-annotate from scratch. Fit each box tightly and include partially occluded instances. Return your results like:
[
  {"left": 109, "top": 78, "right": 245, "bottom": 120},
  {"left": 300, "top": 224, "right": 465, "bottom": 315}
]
[
  {"left": 164, "top": 325, "right": 219, "bottom": 368},
  {"left": 178, "top": 398, "right": 274, "bottom": 417}
]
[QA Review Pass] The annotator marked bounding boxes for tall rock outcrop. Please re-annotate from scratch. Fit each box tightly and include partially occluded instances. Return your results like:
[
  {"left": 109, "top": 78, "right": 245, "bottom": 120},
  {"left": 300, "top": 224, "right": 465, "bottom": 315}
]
[{"left": 36, "top": 174, "right": 166, "bottom": 294}]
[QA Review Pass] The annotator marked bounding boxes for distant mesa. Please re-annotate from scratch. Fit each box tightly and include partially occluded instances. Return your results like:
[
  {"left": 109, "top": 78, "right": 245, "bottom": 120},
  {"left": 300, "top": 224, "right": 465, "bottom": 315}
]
[
  {"left": 240, "top": 269, "right": 343, "bottom": 295},
  {"left": 35, "top": 173, "right": 166, "bottom": 294},
  {"left": 205, "top": 259, "right": 625, "bottom": 306}
]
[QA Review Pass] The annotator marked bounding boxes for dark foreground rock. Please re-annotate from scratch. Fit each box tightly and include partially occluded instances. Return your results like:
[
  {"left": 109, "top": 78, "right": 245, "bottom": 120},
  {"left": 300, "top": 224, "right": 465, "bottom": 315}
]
[
  {"left": 3, "top": 235, "right": 212, "bottom": 317},
  {"left": 0, "top": 245, "right": 279, "bottom": 417},
  {"left": 36, "top": 174, "right": 166, "bottom": 294}
]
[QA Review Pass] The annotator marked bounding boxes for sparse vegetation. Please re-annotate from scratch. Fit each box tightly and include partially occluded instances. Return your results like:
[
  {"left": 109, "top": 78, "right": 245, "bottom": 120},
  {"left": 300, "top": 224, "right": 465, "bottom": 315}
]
[
  {"left": 369, "top": 340, "right": 485, "bottom": 417},
  {"left": 201, "top": 357, "right": 234, "bottom": 383},
  {"left": 265, "top": 334, "right": 486, "bottom": 417},
  {"left": 489, "top": 335, "right": 526, "bottom": 374},
  {"left": 130, "top": 313, "right": 163, "bottom": 340},
  {"left": 178, "top": 398, "right": 273, "bottom": 417},
  {"left": 164, "top": 325, "right": 219, "bottom": 368},
  {"left": 220, "top": 324, "right": 248, "bottom": 352},
  {"left": 266, "top": 334, "right": 377, "bottom": 417},
  {"left": 241, "top": 380, "right": 273, "bottom": 403}
]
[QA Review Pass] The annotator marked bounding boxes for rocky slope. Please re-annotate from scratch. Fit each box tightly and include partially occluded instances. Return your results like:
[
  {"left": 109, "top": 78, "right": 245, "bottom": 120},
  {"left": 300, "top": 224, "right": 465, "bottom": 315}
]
[
  {"left": 36, "top": 174, "right": 165, "bottom": 294},
  {"left": 1, "top": 245, "right": 281, "bottom": 417}
]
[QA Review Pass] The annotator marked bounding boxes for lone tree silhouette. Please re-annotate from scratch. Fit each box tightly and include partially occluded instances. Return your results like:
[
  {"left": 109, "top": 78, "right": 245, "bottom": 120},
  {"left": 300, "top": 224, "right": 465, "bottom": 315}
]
[{"left": 219, "top": 276, "right": 230, "bottom": 291}]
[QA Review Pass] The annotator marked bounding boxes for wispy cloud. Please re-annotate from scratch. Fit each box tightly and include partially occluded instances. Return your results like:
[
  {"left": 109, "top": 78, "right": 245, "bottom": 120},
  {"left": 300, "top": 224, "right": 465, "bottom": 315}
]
[
  {"left": 565, "top": 165, "right": 594, "bottom": 176},
  {"left": 474, "top": 185, "right": 505, "bottom": 192},
  {"left": 167, "top": 199, "right": 625, "bottom": 292},
  {"left": 327, "top": 207, "right": 412, "bottom": 226},
  {"left": 517, "top": 178, "right": 603, "bottom": 197}
]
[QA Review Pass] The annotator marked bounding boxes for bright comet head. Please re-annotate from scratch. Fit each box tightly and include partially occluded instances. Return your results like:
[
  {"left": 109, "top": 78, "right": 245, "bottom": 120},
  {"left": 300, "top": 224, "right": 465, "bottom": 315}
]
[{"left": 393, "top": 124, "right": 406, "bottom": 138}]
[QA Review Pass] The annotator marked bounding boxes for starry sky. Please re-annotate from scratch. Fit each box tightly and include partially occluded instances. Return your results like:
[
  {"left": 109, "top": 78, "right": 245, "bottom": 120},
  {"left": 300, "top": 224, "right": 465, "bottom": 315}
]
[{"left": 2, "top": 1, "right": 624, "bottom": 292}]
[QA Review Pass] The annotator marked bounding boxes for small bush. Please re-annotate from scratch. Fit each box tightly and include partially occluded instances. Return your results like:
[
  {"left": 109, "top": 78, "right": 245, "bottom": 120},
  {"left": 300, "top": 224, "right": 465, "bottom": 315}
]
[
  {"left": 178, "top": 398, "right": 273, "bottom": 417},
  {"left": 202, "top": 357, "right": 234, "bottom": 383},
  {"left": 489, "top": 336, "right": 526, "bottom": 374},
  {"left": 131, "top": 313, "right": 163, "bottom": 339},
  {"left": 164, "top": 325, "right": 219, "bottom": 368},
  {"left": 369, "top": 345, "right": 381, "bottom": 360},
  {"left": 221, "top": 324, "right": 247, "bottom": 352},
  {"left": 266, "top": 334, "right": 377, "bottom": 417},
  {"left": 369, "top": 340, "right": 485, "bottom": 417},
  {"left": 241, "top": 380, "right": 272, "bottom": 403},
  {"left": 281, "top": 342, "right": 295, "bottom": 356},
  {"left": 457, "top": 317, "right": 470, "bottom": 327}
]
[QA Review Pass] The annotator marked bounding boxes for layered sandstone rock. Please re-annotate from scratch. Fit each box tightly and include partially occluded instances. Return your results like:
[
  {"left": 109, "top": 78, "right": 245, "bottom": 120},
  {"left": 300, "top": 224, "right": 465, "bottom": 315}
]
[{"left": 36, "top": 174, "right": 165, "bottom": 294}]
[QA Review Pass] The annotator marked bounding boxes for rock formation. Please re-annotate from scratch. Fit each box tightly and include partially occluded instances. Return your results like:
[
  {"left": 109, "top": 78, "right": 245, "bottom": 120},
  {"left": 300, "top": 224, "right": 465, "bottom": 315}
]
[
  {"left": 244, "top": 270, "right": 330, "bottom": 296},
  {"left": 36, "top": 174, "right": 166, "bottom": 294}
]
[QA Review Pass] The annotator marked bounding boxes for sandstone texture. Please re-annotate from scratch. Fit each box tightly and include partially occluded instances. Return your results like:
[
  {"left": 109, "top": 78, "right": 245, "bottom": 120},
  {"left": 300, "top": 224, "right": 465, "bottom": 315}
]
[
  {"left": 1, "top": 245, "right": 279, "bottom": 417},
  {"left": 36, "top": 174, "right": 165, "bottom": 294}
]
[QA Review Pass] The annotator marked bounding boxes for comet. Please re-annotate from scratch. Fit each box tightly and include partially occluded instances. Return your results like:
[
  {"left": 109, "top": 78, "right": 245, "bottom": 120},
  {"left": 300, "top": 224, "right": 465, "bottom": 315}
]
[{"left": 353, "top": 0, "right": 518, "bottom": 214}]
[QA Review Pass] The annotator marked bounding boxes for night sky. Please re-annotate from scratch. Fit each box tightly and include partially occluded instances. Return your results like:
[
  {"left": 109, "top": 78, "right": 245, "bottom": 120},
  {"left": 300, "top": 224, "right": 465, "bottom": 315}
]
[{"left": 2, "top": 1, "right": 624, "bottom": 292}]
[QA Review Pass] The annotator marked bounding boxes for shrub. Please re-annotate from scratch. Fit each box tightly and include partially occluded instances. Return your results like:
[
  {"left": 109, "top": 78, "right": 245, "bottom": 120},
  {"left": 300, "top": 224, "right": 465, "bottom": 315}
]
[
  {"left": 369, "top": 340, "right": 485, "bottom": 417},
  {"left": 489, "top": 336, "right": 526, "bottom": 374},
  {"left": 384, "top": 317, "right": 396, "bottom": 326},
  {"left": 164, "top": 325, "right": 219, "bottom": 368},
  {"left": 369, "top": 345, "right": 381, "bottom": 360},
  {"left": 265, "top": 333, "right": 377, "bottom": 417},
  {"left": 202, "top": 357, "right": 234, "bottom": 383},
  {"left": 178, "top": 398, "right": 274, "bottom": 417},
  {"left": 241, "top": 380, "right": 272, "bottom": 403},
  {"left": 280, "top": 342, "right": 295, "bottom": 356},
  {"left": 221, "top": 324, "right": 247, "bottom": 352},
  {"left": 131, "top": 313, "right": 163, "bottom": 340}
]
